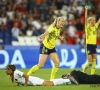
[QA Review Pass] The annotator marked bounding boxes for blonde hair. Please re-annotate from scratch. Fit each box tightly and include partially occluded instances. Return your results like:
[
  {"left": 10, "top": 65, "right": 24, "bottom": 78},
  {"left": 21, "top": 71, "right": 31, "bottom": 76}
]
[
  {"left": 87, "top": 17, "right": 95, "bottom": 23},
  {"left": 53, "top": 17, "right": 64, "bottom": 25}
]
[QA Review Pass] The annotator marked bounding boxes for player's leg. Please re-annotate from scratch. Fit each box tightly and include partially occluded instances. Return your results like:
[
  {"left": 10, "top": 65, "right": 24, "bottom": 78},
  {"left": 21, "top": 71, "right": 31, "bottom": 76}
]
[
  {"left": 83, "top": 44, "right": 92, "bottom": 72},
  {"left": 83, "top": 55, "right": 92, "bottom": 72},
  {"left": 30, "top": 76, "right": 69, "bottom": 86},
  {"left": 91, "top": 54, "right": 97, "bottom": 74},
  {"left": 42, "top": 78, "right": 70, "bottom": 86},
  {"left": 42, "top": 80, "right": 54, "bottom": 86},
  {"left": 27, "top": 54, "right": 48, "bottom": 75},
  {"left": 91, "top": 45, "right": 97, "bottom": 74},
  {"left": 49, "top": 52, "right": 60, "bottom": 80},
  {"left": 27, "top": 44, "right": 48, "bottom": 75}
]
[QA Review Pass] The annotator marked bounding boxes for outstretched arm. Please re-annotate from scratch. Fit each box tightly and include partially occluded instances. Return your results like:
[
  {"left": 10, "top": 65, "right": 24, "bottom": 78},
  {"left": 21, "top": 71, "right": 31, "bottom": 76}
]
[{"left": 85, "top": 5, "right": 88, "bottom": 25}]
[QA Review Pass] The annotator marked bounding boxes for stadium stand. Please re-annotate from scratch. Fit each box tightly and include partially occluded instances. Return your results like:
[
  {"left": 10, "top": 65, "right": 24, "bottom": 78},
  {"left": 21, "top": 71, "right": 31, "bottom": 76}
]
[{"left": 0, "top": 0, "right": 100, "bottom": 46}]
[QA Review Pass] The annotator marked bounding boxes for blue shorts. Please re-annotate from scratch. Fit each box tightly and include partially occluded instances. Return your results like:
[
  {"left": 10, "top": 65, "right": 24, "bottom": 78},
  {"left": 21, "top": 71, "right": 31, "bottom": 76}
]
[
  {"left": 86, "top": 44, "right": 97, "bottom": 55},
  {"left": 40, "top": 44, "right": 56, "bottom": 55}
]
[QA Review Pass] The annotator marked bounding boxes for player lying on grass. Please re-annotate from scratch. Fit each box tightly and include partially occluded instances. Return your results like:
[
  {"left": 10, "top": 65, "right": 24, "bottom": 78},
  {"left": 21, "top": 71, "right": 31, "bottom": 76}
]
[
  {"left": 62, "top": 70, "right": 100, "bottom": 84},
  {"left": 5, "top": 64, "right": 78, "bottom": 86}
]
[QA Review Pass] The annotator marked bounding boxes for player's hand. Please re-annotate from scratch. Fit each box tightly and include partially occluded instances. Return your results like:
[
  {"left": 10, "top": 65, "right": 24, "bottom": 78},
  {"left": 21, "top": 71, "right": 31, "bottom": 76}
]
[
  {"left": 60, "top": 37, "right": 65, "bottom": 41},
  {"left": 85, "top": 5, "right": 88, "bottom": 10}
]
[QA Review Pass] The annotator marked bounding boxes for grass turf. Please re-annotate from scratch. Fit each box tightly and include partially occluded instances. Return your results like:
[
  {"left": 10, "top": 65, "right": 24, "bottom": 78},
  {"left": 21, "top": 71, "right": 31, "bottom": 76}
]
[{"left": 0, "top": 68, "right": 100, "bottom": 90}]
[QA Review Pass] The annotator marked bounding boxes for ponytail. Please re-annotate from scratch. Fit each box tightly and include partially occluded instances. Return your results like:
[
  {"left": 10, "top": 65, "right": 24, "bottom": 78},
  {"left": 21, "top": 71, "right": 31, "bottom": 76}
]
[
  {"left": 53, "top": 17, "right": 64, "bottom": 25},
  {"left": 6, "top": 64, "right": 16, "bottom": 82},
  {"left": 53, "top": 18, "right": 57, "bottom": 25}
]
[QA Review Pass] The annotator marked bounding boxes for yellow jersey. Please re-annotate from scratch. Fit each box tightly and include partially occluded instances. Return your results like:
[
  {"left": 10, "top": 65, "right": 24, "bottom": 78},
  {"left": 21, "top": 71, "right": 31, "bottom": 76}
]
[
  {"left": 85, "top": 23, "right": 98, "bottom": 44},
  {"left": 43, "top": 24, "right": 60, "bottom": 49}
]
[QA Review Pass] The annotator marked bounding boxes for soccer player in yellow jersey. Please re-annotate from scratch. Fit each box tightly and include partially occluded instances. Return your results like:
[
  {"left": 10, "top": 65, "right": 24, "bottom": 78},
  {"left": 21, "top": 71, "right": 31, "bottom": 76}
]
[
  {"left": 27, "top": 17, "right": 65, "bottom": 80},
  {"left": 83, "top": 5, "right": 100, "bottom": 74}
]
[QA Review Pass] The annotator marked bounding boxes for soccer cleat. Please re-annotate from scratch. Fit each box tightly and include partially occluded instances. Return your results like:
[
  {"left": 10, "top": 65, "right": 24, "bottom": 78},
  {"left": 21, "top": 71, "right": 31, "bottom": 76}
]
[{"left": 69, "top": 76, "right": 78, "bottom": 85}]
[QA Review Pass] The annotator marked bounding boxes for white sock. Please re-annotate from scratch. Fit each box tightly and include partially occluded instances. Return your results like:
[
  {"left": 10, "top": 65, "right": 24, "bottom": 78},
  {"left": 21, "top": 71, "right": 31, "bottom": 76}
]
[{"left": 51, "top": 78, "right": 70, "bottom": 86}]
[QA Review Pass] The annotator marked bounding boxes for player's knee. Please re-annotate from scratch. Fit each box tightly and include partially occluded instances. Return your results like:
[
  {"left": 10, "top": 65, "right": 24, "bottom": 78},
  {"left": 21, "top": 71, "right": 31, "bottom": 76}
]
[
  {"left": 54, "top": 62, "right": 60, "bottom": 67},
  {"left": 49, "top": 82, "right": 54, "bottom": 86},
  {"left": 50, "top": 83, "right": 54, "bottom": 86}
]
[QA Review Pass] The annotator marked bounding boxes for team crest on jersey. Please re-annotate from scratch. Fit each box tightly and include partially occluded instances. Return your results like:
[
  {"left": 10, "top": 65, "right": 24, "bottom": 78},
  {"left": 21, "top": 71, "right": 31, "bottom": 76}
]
[{"left": 18, "top": 74, "right": 21, "bottom": 77}]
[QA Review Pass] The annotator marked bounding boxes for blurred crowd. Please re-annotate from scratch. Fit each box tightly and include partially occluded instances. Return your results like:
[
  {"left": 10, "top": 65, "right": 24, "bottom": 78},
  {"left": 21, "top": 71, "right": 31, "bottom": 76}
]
[{"left": 0, "top": 0, "right": 100, "bottom": 45}]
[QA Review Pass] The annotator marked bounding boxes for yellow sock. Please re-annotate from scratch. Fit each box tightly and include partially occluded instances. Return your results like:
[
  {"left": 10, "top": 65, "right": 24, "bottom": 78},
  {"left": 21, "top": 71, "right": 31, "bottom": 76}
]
[
  {"left": 50, "top": 66, "right": 58, "bottom": 80},
  {"left": 91, "top": 59, "right": 96, "bottom": 75},
  {"left": 27, "top": 65, "right": 39, "bottom": 75},
  {"left": 83, "top": 62, "right": 92, "bottom": 72}
]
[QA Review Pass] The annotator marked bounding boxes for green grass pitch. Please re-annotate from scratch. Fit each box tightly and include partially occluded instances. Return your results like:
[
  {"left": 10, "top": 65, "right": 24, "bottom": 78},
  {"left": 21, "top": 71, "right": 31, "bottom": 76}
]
[{"left": 0, "top": 68, "right": 100, "bottom": 90}]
